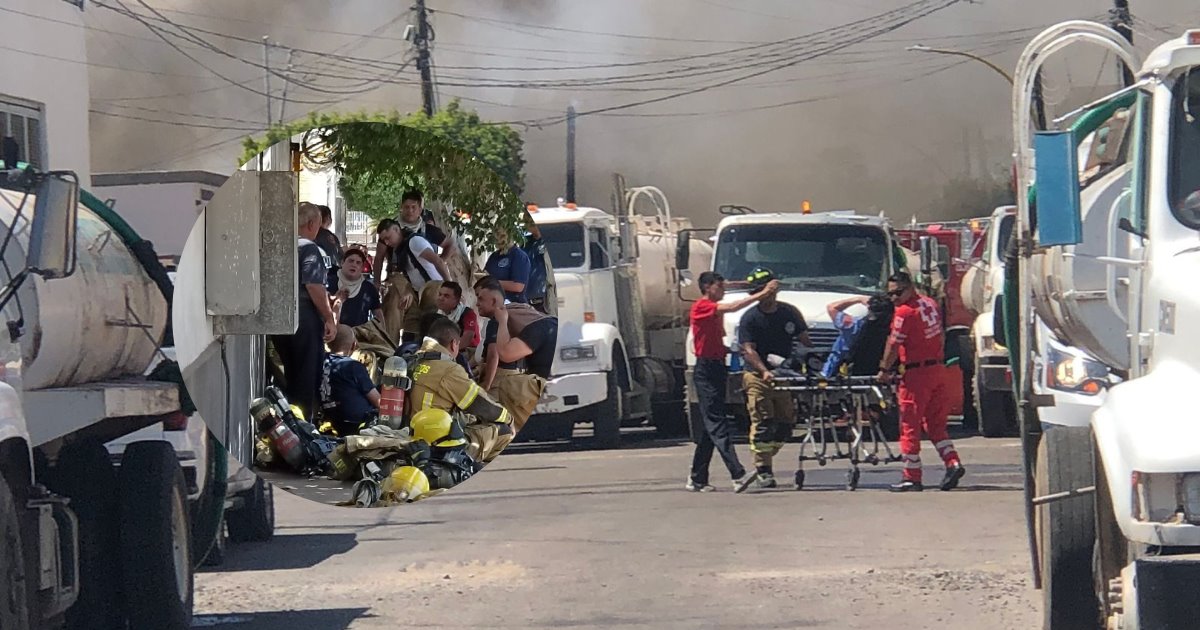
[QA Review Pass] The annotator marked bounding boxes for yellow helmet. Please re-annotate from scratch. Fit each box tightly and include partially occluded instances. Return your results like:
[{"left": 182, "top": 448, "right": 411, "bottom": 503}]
[
  {"left": 410, "top": 408, "right": 467, "bottom": 448},
  {"left": 385, "top": 465, "right": 431, "bottom": 502}
]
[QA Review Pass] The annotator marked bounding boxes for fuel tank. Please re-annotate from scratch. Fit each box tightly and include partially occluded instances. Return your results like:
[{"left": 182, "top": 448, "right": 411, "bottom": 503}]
[
  {"left": 629, "top": 215, "right": 713, "bottom": 330},
  {"left": 0, "top": 188, "right": 167, "bottom": 390}
]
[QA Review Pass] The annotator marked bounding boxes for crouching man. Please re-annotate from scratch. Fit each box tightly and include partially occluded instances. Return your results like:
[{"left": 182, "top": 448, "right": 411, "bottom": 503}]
[{"left": 408, "top": 316, "right": 515, "bottom": 465}]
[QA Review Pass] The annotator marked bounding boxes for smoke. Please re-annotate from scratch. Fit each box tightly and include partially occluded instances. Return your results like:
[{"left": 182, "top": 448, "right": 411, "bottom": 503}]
[{"left": 83, "top": 0, "right": 1195, "bottom": 222}]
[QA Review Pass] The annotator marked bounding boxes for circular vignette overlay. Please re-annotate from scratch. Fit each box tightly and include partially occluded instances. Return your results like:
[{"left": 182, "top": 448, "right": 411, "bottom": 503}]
[{"left": 174, "top": 120, "right": 543, "bottom": 508}]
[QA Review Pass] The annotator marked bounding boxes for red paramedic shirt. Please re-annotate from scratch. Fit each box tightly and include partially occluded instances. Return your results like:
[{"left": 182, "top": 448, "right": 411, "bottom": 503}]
[
  {"left": 691, "top": 298, "right": 727, "bottom": 360},
  {"left": 889, "top": 294, "right": 945, "bottom": 365}
]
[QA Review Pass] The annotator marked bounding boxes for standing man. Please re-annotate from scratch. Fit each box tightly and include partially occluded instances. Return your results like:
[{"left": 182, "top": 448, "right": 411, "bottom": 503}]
[
  {"left": 521, "top": 208, "right": 554, "bottom": 315},
  {"left": 272, "top": 201, "right": 337, "bottom": 420},
  {"left": 371, "top": 189, "right": 457, "bottom": 277},
  {"left": 687, "top": 271, "right": 777, "bottom": 493},
  {"left": 876, "top": 271, "right": 966, "bottom": 492},
  {"left": 738, "top": 268, "right": 811, "bottom": 489},
  {"left": 484, "top": 224, "right": 532, "bottom": 304}
]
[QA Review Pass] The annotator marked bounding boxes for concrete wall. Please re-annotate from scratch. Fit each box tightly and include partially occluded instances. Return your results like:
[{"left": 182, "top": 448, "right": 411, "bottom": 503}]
[{"left": 0, "top": 0, "right": 90, "bottom": 183}]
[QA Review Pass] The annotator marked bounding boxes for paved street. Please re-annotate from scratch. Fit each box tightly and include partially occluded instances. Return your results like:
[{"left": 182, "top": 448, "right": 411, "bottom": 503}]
[{"left": 196, "top": 432, "right": 1039, "bottom": 629}]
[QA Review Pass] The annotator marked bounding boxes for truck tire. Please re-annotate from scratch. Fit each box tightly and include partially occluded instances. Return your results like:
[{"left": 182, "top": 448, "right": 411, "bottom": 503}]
[
  {"left": 118, "top": 441, "right": 193, "bottom": 630},
  {"left": 44, "top": 440, "right": 124, "bottom": 630},
  {"left": 653, "top": 402, "right": 689, "bottom": 438},
  {"left": 0, "top": 473, "right": 30, "bottom": 630},
  {"left": 959, "top": 336, "right": 979, "bottom": 433},
  {"left": 1035, "top": 426, "right": 1099, "bottom": 630},
  {"left": 976, "top": 375, "right": 1016, "bottom": 438},
  {"left": 226, "top": 475, "right": 274, "bottom": 543},
  {"left": 592, "top": 369, "right": 622, "bottom": 450}
]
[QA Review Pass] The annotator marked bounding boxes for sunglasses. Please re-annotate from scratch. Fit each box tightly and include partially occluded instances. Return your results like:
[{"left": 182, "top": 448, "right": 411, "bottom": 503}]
[{"left": 887, "top": 289, "right": 904, "bottom": 297}]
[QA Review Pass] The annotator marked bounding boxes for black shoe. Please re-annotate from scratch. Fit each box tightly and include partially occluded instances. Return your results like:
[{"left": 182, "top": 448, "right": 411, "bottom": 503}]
[
  {"left": 940, "top": 463, "right": 965, "bottom": 491},
  {"left": 889, "top": 480, "right": 923, "bottom": 492}
]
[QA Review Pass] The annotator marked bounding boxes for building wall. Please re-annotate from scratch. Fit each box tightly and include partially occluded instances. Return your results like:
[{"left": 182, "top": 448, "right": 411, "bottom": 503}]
[{"left": 0, "top": 0, "right": 90, "bottom": 183}]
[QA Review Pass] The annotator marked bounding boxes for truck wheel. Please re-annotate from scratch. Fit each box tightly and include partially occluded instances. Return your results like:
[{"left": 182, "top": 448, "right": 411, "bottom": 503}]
[
  {"left": 118, "top": 441, "right": 193, "bottom": 630},
  {"left": 653, "top": 402, "right": 689, "bottom": 438},
  {"left": 44, "top": 440, "right": 124, "bottom": 630},
  {"left": 226, "top": 475, "right": 275, "bottom": 543},
  {"left": 1035, "top": 426, "right": 1099, "bottom": 630},
  {"left": 959, "top": 337, "right": 979, "bottom": 433},
  {"left": 0, "top": 473, "right": 31, "bottom": 630},
  {"left": 976, "top": 376, "right": 1016, "bottom": 438},
  {"left": 1093, "top": 440, "right": 1129, "bottom": 627},
  {"left": 592, "top": 369, "right": 622, "bottom": 450}
]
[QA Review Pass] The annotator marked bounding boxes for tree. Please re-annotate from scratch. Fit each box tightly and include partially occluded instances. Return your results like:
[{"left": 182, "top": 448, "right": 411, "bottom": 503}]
[{"left": 238, "top": 101, "right": 527, "bottom": 247}]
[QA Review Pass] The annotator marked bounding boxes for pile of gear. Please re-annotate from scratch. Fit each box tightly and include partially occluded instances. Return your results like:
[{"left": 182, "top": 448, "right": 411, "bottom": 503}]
[{"left": 253, "top": 342, "right": 503, "bottom": 507}]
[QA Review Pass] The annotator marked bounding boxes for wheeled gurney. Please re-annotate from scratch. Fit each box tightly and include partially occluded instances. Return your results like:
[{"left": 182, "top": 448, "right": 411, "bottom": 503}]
[{"left": 771, "top": 371, "right": 903, "bottom": 490}]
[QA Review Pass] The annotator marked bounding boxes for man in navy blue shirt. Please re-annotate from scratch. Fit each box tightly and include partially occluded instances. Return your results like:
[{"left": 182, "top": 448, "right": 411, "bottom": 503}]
[
  {"left": 328, "top": 248, "right": 383, "bottom": 328},
  {"left": 821, "top": 293, "right": 894, "bottom": 378},
  {"left": 484, "top": 225, "right": 532, "bottom": 304},
  {"left": 319, "top": 325, "right": 381, "bottom": 436}
]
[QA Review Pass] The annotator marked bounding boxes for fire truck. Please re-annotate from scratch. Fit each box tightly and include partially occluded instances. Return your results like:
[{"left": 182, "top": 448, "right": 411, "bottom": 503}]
[{"left": 894, "top": 219, "right": 987, "bottom": 429}]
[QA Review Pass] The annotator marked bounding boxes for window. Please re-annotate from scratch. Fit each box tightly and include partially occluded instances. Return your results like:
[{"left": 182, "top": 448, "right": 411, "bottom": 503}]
[
  {"left": 0, "top": 97, "right": 45, "bottom": 169},
  {"left": 538, "top": 222, "right": 586, "bottom": 269},
  {"left": 1168, "top": 66, "right": 1200, "bottom": 230},
  {"left": 588, "top": 227, "right": 610, "bottom": 270},
  {"left": 714, "top": 223, "right": 888, "bottom": 292}
]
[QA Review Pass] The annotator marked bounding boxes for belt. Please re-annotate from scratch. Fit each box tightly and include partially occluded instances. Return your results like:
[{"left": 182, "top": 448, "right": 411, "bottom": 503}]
[{"left": 903, "top": 359, "right": 942, "bottom": 370}]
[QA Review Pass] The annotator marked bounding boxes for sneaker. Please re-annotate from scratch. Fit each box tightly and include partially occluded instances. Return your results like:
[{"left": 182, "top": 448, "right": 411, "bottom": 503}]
[
  {"left": 940, "top": 463, "right": 966, "bottom": 491},
  {"left": 685, "top": 480, "right": 715, "bottom": 492},
  {"left": 889, "top": 480, "right": 924, "bottom": 492},
  {"left": 756, "top": 472, "right": 777, "bottom": 489},
  {"left": 733, "top": 472, "right": 757, "bottom": 493}
]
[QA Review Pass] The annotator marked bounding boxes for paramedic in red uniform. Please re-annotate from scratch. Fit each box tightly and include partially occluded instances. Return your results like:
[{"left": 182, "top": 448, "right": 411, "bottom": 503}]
[{"left": 876, "top": 271, "right": 966, "bottom": 492}]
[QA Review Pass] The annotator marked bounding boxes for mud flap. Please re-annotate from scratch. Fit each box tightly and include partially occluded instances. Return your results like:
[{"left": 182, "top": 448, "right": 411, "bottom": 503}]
[{"left": 1131, "top": 554, "right": 1200, "bottom": 629}]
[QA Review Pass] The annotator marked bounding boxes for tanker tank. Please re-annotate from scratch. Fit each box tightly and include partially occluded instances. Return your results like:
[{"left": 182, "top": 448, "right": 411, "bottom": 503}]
[
  {"left": 629, "top": 215, "right": 713, "bottom": 330},
  {"left": 0, "top": 188, "right": 167, "bottom": 391}
]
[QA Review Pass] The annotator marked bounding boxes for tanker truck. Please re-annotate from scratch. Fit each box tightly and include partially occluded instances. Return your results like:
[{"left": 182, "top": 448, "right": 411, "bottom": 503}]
[
  {"left": 677, "top": 204, "right": 925, "bottom": 440},
  {"left": 517, "top": 175, "right": 713, "bottom": 448},
  {"left": 0, "top": 163, "right": 218, "bottom": 629},
  {"left": 1008, "top": 21, "right": 1200, "bottom": 629}
]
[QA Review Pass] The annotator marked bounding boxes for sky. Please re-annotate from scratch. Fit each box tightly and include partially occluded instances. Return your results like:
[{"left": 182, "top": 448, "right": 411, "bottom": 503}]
[{"left": 81, "top": 0, "right": 1200, "bottom": 225}]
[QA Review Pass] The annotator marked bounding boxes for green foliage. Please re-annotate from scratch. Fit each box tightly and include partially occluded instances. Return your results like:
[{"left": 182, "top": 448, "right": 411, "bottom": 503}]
[{"left": 238, "top": 100, "right": 526, "bottom": 247}]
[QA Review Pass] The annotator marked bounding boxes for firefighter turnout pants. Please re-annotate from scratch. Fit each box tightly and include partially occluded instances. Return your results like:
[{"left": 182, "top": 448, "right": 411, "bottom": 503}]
[
  {"left": 742, "top": 372, "right": 796, "bottom": 473},
  {"left": 464, "top": 422, "right": 514, "bottom": 465},
  {"left": 488, "top": 368, "right": 547, "bottom": 434},
  {"left": 897, "top": 365, "right": 961, "bottom": 482}
]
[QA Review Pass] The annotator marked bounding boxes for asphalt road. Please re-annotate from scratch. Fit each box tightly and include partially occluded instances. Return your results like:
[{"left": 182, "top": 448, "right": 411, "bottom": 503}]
[{"left": 195, "top": 430, "right": 1040, "bottom": 629}]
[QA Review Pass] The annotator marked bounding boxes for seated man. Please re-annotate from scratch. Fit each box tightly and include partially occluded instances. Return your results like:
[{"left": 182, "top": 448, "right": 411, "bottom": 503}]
[
  {"left": 319, "top": 325, "right": 382, "bottom": 436},
  {"left": 472, "top": 276, "right": 558, "bottom": 380},
  {"left": 822, "top": 293, "right": 895, "bottom": 378},
  {"left": 408, "top": 316, "right": 514, "bottom": 465},
  {"left": 329, "top": 248, "right": 384, "bottom": 328},
  {"left": 435, "top": 280, "right": 481, "bottom": 368}
]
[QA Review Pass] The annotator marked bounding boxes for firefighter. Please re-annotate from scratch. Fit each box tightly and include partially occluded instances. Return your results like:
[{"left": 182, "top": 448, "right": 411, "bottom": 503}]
[
  {"left": 738, "top": 268, "right": 812, "bottom": 488},
  {"left": 408, "top": 316, "right": 515, "bottom": 465},
  {"left": 876, "top": 271, "right": 966, "bottom": 492},
  {"left": 408, "top": 408, "right": 477, "bottom": 490}
]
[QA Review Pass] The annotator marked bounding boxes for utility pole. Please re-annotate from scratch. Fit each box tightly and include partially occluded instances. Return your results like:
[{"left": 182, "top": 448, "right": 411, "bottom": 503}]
[
  {"left": 1112, "top": 0, "right": 1134, "bottom": 86},
  {"left": 415, "top": 0, "right": 435, "bottom": 116},
  {"left": 566, "top": 105, "right": 577, "bottom": 203},
  {"left": 262, "top": 36, "right": 272, "bottom": 127}
]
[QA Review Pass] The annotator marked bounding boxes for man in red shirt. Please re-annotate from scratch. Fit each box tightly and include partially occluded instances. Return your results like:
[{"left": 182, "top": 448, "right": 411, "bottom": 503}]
[
  {"left": 876, "top": 271, "right": 966, "bottom": 492},
  {"left": 688, "top": 271, "right": 779, "bottom": 493}
]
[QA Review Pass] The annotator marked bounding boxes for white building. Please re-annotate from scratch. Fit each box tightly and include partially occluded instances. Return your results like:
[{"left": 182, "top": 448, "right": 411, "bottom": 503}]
[{"left": 1, "top": 0, "right": 90, "bottom": 182}]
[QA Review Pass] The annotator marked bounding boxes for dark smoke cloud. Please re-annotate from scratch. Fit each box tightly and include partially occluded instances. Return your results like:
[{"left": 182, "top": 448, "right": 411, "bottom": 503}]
[{"left": 84, "top": 0, "right": 1198, "bottom": 223}]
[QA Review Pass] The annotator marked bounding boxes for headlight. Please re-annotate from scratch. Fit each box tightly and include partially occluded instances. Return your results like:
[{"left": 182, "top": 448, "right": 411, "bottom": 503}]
[
  {"left": 1045, "top": 346, "right": 1107, "bottom": 395},
  {"left": 1132, "top": 472, "right": 1200, "bottom": 525},
  {"left": 560, "top": 344, "right": 597, "bottom": 361}
]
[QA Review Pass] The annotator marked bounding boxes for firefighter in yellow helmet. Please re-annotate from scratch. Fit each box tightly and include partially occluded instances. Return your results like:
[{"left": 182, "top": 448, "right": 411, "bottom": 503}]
[
  {"left": 408, "top": 316, "right": 515, "bottom": 466},
  {"left": 406, "top": 407, "right": 477, "bottom": 490}
]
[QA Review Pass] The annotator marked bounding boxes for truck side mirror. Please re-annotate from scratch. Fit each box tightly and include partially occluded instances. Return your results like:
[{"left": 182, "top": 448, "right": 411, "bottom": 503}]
[
  {"left": 1033, "top": 130, "right": 1084, "bottom": 246},
  {"left": 28, "top": 173, "right": 79, "bottom": 280},
  {"left": 675, "top": 230, "right": 691, "bottom": 272},
  {"left": 919, "top": 236, "right": 935, "bottom": 275}
]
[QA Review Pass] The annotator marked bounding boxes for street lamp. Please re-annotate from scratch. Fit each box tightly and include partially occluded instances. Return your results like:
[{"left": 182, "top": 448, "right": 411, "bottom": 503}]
[{"left": 907, "top": 44, "right": 1015, "bottom": 85}]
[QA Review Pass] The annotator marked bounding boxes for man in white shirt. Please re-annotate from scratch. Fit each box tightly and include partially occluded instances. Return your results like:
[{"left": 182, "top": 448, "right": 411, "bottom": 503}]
[{"left": 375, "top": 218, "right": 450, "bottom": 344}]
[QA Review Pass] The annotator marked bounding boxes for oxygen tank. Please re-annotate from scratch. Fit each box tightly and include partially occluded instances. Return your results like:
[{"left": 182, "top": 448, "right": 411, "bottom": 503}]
[
  {"left": 251, "top": 397, "right": 305, "bottom": 471},
  {"left": 378, "top": 354, "right": 409, "bottom": 429},
  {"left": 0, "top": 188, "right": 168, "bottom": 390},
  {"left": 630, "top": 216, "right": 714, "bottom": 329}
]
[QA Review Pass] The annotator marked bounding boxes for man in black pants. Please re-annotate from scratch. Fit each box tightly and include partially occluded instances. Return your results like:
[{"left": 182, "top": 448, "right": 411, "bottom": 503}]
[
  {"left": 272, "top": 201, "right": 338, "bottom": 421},
  {"left": 687, "top": 271, "right": 778, "bottom": 493},
  {"left": 473, "top": 276, "right": 558, "bottom": 379}
]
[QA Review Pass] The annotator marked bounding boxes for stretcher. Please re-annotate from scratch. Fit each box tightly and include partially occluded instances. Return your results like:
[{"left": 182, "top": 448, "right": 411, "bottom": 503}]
[{"left": 771, "top": 371, "right": 902, "bottom": 491}]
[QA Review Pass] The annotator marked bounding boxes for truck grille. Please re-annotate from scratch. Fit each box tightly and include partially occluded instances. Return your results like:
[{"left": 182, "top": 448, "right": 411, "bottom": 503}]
[{"left": 807, "top": 327, "right": 840, "bottom": 351}]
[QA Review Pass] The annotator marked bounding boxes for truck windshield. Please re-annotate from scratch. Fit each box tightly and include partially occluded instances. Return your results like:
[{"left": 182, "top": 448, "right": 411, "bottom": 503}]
[
  {"left": 713, "top": 223, "right": 887, "bottom": 293},
  {"left": 1169, "top": 65, "right": 1200, "bottom": 230},
  {"left": 537, "top": 222, "right": 586, "bottom": 269}
]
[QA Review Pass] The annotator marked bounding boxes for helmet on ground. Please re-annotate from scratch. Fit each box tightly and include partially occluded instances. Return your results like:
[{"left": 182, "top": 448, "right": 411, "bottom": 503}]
[
  {"left": 746, "top": 267, "right": 776, "bottom": 291},
  {"left": 386, "top": 465, "right": 431, "bottom": 502},
  {"left": 409, "top": 408, "right": 468, "bottom": 448}
]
